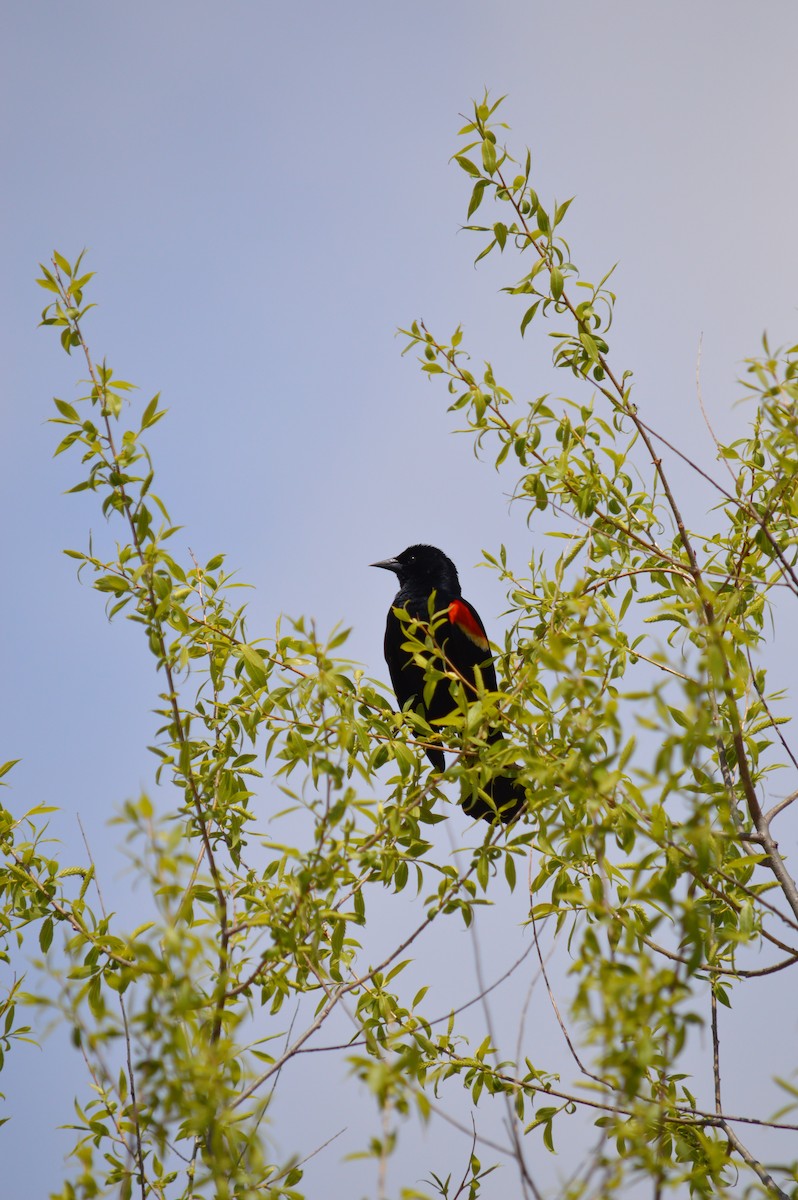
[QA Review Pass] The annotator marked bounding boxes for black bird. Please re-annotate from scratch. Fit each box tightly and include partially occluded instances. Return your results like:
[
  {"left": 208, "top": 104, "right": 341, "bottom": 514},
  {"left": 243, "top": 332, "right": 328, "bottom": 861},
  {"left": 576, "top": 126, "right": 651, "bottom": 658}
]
[{"left": 372, "top": 544, "right": 525, "bottom": 823}]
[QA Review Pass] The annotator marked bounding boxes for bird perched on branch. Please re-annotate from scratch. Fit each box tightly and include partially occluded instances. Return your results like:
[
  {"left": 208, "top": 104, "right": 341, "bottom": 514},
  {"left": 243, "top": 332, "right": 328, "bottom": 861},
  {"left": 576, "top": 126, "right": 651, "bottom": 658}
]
[{"left": 372, "top": 544, "right": 525, "bottom": 823}]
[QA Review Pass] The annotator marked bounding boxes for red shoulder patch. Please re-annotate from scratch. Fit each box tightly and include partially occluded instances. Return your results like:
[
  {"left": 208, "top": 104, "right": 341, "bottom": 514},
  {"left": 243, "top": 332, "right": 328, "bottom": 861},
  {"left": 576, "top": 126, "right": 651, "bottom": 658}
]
[{"left": 448, "top": 599, "right": 490, "bottom": 651}]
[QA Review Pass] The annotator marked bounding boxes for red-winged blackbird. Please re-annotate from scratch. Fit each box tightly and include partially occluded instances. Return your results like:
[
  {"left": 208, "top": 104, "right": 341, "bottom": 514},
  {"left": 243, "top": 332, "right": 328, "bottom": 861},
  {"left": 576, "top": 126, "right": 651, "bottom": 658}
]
[{"left": 372, "top": 544, "right": 526, "bottom": 823}]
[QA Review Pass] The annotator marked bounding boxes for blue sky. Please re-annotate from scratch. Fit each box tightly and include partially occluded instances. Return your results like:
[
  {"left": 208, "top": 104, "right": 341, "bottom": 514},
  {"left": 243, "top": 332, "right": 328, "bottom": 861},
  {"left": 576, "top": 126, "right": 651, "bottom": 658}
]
[{"left": 2, "top": 2, "right": 798, "bottom": 1195}]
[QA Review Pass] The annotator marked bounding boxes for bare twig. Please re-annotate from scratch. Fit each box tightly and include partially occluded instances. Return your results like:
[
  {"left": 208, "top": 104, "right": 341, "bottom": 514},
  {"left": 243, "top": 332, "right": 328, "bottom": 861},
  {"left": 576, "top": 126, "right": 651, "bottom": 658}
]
[
  {"left": 721, "top": 1123, "right": 790, "bottom": 1199},
  {"left": 764, "top": 790, "right": 798, "bottom": 826},
  {"left": 528, "top": 910, "right": 609, "bottom": 1088},
  {"left": 263, "top": 1127, "right": 347, "bottom": 1189}
]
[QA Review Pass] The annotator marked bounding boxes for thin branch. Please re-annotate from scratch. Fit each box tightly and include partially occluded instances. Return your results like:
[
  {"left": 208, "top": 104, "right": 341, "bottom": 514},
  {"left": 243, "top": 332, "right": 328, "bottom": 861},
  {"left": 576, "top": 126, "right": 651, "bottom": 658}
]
[
  {"left": 529, "top": 910, "right": 609, "bottom": 1089},
  {"left": 233, "top": 856, "right": 479, "bottom": 1111},
  {"left": 482, "top": 160, "right": 798, "bottom": 921},
  {"left": 711, "top": 985, "right": 722, "bottom": 1118},
  {"left": 292, "top": 940, "right": 538, "bottom": 1060},
  {"left": 263, "top": 1127, "right": 347, "bottom": 1189},
  {"left": 583, "top": 565, "right": 694, "bottom": 593},
  {"left": 745, "top": 645, "right": 798, "bottom": 777},
  {"left": 414, "top": 1091, "right": 516, "bottom": 1158},
  {"left": 377, "top": 1092, "right": 392, "bottom": 1200},
  {"left": 640, "top": 932, "right": 798, "bottom": 979},
  {"left": 722, "top": 1121, "right": 790, "bottom": 1199},
  {"left": 0, "top": 842, "right": 132, "bottom": 967},
  {"left": 437, "top": 1044, "right": 798, "bottom": 1134},
  {"left": 53, "top": 263, "right": 233, "bottom": 1045},
  {"left": 636, "top": 412, "right": 798, "bottom": 598},
  {"left": 465, "top": 905, "right": 542, "bottom": 1200},
  {"left": 764, "top": 790, "right": 798, "bottom": 827},
  {"left": 626, "top": 647, "right": 700, "bottom": 685},
  {"left": 78, "top": 816, "right": 145, "bottom": 1200},
  {"left": 452, "top": 1117, "right": 479, "bottom": 1200}
]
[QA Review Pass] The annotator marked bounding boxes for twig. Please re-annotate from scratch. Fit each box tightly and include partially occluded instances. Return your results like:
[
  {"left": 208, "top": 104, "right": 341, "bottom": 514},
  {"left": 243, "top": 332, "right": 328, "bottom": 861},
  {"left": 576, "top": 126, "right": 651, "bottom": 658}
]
[
  {"left": 414, "top": 1091, "right": 516, "bottom": 1158},
  {"left": 293, "top": 940, "right": 538, "bottom": 1059},
  {"left": 53, "top": 263, "right": 233, "bottom": 1045},
  {"left": 452, "top": 1117, "right": 479, "bottom": 1200},
  {"left": 695, "top": 333, "right": 736, "bottom": 489},
  {"left": 625, "top": 647, "right": 699, "bottom": 685},
  {"left": 710, "top": 984, "right": 722, "bottom": 1118},
  {"left": 635, "top": 412, "right": 798, "bottom": 598},
  {"left": 264, "top": 1127, "right": 347, "bottom": 1189},
  {"left": 764, "top": 790, "right": 798, "bottom": 826},
  {"left": 482, "top": 159, "right": 798, "bottom": 922},
  {"left": 436, "top": 1042, "right": 798, "bottom": 1133},
  {"left": 640, "top": 932, "right": 798, "bottom": 979},
  {"left": 78, "top": 815, "right": 146, "bottom": 1200},
  {"left": 233, "top": 854, "right": 479, "bottom": 1111},
  {"left": 528, "top": 910, "right": 610, "bottom": 1089},
  {"left": 467, "top": 909, "right": 542, "bottom": 1200},
  {"left": 721, "top": 1123, "right": 790, "bottom": 1199},
  {"left": 745, "top": 644, "right": 798, "bottom": 776}
]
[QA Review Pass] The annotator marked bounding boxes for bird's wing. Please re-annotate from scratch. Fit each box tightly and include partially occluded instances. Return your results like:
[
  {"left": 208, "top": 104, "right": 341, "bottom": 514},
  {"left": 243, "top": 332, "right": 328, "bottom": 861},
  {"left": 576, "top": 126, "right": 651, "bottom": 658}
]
[
  {"left": 445, "top": 597, "right": 499, "bottom": 692},
  {"left": 446, "top": 598, "right": 490, "bottom": 651}
]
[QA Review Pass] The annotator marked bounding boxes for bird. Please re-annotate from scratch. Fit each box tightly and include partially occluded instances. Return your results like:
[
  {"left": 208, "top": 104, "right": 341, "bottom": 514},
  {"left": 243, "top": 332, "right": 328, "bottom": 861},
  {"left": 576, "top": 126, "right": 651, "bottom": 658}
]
[{"left": 371, "top": 544, "right": 526, "bottom": 823}]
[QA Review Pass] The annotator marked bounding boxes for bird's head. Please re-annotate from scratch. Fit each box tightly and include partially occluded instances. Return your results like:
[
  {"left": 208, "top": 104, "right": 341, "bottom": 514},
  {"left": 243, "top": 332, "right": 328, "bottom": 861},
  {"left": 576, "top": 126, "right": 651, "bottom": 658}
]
[{"left": 371, "top": 544, "right": 461, "bottom": 596}]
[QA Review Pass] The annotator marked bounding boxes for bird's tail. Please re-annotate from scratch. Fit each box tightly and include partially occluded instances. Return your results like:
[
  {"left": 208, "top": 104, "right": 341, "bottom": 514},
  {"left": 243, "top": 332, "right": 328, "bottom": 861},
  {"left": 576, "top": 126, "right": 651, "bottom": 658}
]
[
  {"left": 462, "top": 730, "right": 526, "bottom": 823},
  {"left": 463, "top": 772, "right": 526, "bottom": 824}
]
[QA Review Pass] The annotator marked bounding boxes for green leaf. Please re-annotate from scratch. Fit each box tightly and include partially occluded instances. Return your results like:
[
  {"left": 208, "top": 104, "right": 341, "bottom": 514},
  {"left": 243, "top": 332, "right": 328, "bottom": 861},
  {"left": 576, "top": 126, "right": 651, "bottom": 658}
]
[
  {"left": 94, "top": 575, "right": 129, "bottom": 595},
  {"left": 39, "top": 918, "right": 54, "bottom": 953},
  {"left": 87, "top": 976, "right": 105, "bottom": 1020},
  {"left": 554, "top": 197, "right": 574, "bottom": 226},
  {"left": 474, "top": 238, "right": 497, "bottom": 265},
  {"left": 140, "top": 393, "right": 164, "bottom": 429},
  {"left": 578, "top": 329, "right": 600, "bottom": 362},
  {"left": 53, "top": 397, "right": 80, "bottom": 422},
  {"left": 454, "top": 155, "right": 481, "bottom": 178},
  {"left": 467, "top": 179, "right": 489, "bottom": 218},
  {"left": 53, "top": 430, "right": 81, "bottom": 456},
  {"left": 520, "top": 302, "right": 539, "bottom": 337},
  {"left": 238, "top": 643, "right": 269, "bottom": 686},
  {"left": 476, "top": 853, "right": 489, "bottom": 890},
  {"left": 0, "top": 759, "right": 20, "bottom": 781}
]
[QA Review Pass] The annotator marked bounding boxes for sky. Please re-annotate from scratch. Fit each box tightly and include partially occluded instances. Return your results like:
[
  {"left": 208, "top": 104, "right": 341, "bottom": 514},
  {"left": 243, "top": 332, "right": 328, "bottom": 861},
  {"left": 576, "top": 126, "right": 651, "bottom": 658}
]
[{"left": 2, "top": 2, "right": 798, "bottom": 1196}]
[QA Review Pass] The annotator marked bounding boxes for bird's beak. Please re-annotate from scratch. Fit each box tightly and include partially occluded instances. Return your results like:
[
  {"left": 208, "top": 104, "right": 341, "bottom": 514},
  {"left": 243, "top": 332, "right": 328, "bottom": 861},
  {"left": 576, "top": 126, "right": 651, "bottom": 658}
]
[{"left": 370, "top": 557, "right": 401, "bottom": 574}]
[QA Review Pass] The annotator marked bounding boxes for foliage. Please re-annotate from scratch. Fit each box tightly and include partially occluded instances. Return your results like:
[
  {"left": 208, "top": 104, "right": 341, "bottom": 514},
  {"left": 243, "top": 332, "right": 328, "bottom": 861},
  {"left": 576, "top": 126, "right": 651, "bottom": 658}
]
[{"left": 1, "top": 96, "right": 797, "bottom": 1198}]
